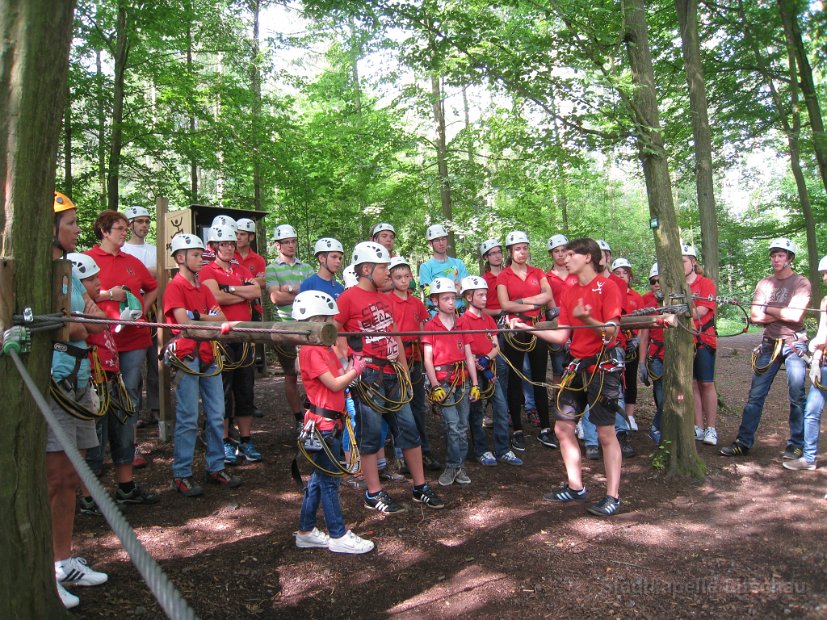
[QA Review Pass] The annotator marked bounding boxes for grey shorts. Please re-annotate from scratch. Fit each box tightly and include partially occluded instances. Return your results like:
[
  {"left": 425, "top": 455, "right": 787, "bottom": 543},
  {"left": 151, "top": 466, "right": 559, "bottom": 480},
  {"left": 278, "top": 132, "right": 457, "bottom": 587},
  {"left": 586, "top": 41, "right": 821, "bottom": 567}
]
[{"left": 46, "top": 389, "right": 99, "bottom": 453}]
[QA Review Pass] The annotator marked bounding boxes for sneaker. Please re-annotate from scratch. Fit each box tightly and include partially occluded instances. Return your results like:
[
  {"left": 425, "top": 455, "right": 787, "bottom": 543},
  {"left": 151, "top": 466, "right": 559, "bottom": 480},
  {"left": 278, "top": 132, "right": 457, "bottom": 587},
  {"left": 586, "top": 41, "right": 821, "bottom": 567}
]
[
  {"left": 628, "top": 416, "right": 639, "bottom": 432},
  {"left": 575, "top": 420, "right": 585, "bottom": 440},
  {"left": 379, "top": 470, "right": 406, "bottom": 482},
  {"left": 587, "top": 495, "right": 622, "bottom": 517},
  {"left": 538, "top": 428, "right": 558, "bottom": 448},
  {"left": 439, "top": 466, "right": 459, "bottom": 486},
  {"left": 694, "top": 426, "right": 704, "bottom": 441},
  {"left": 454, "top": 467, "right": 471, "bottom": 485},
  {"left": 482, "top": 414, "right": 494, "bottom": 428},
  {"left": 543, "top": 484, "right": 588, "bottom": 502},
  {"left": 648, "top": 426, "right": 662, "bottom": 445},
  {"left": 78, "top": 496, "right": 102, "bottom": 516},
  {"left": 172, "top": 477, "right": 203, "bottom": 497},
  {"left": 395, "top": 457, "right": 410, "bottom": 475},
  {"left": 511, "top": 431, "right": 526, "bottom": 452},
  {"left": 478, "top": 451, "right": 497, "bottom": 466},
  {"left": 295, "top": 527, "right": 330, "bottom": 549},
  {"left": 585, "top": 445, "right": 600, "bottom": 460},
  {"left": 329, "top": 530, "right": 375, "bottom": 554},
  {"left": 498, "top": 450, "right": 523, "bottom": 466},
  {"left": 223, "top": 439, "right": 241, "bottom": 466},
  {"left": 526, "top": 408, "right": 540, "bottom": 426},
  {"left": 55, "top": 557, "right": 108, "bottom": 587},
  {"left": 56, "top": 581, "right": 79, "bottom": 609},
  {"left": 783, "top": 456, "right": 816, "bottom": 471},
  {"left": 115, "top": 484, "right": 160, "bottom": 505},
  {"left": 207, "top": 469, "right": 242, "bottom": 488},
  {"left": 364, "top": 489, "right": 407, "bottom": 513},
  {"left": 345, "top": 476, "right": 368, "bottom": 490},
  {"left": 412, "top": 483, "right": 445, "bottom": 509},
  {"left": 132, "top": 450, "right": 149, "bottom": 468},
  {"left": 782, "top": 445, "right": 804, "bottom": 460},
  {"left": 720, "top": 441, "right": 749, "bottom": 457},
  {"left": 238, "top": 440, "right": 262, "bottom": 463},
  {"left": 703, "top": 427, "right": 718, "bottom": 446},
  {"left": 618, "top": 433, "right": 636, "bottom": 458},
  {"left": 422, "top": 454, "right": 443, "bottom": 471}
]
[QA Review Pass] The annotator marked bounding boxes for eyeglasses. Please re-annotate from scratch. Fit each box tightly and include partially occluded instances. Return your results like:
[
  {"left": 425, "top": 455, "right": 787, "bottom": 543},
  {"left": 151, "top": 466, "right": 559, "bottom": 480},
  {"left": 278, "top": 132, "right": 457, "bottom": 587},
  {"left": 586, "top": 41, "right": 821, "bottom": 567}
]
[
  {"left": 110, "top": 225, "right": 128, "bottom": 232},
  {"left": 649, "top": 278, "right": 660, "bottom": 284}
]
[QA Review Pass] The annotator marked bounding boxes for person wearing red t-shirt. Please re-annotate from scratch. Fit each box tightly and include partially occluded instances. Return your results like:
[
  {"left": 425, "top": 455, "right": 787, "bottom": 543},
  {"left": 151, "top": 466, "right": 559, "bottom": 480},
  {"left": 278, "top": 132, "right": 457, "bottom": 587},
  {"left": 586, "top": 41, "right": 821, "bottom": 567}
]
[
  {"left": 612, "top": 258, "right": 646, "bottom": 433},
  {"left": 547, "top": 234, "right": 578, "bottom": 386},
  {"left": 682, "top": 244, "right": 719, "bottom": 444},
  {"left": 638, "top": 263, "right": 666, "bottom": 444},
  {"left": 479, "top": 238, "right": 510, "bottom": 422},
  {"left": 85, "top": 210, "right": 159, "bottom": 506},
  {"left": 515, "top": 238, "right": 625, "bottom": 517},
  {"left": 458, "top": 276, "right": 523, "bottom": 466},
  {"left": 234, "top": 218, "right": 266, "bottom": 316},
  {"left": 292, "top": 291, "right": 374, "bottom": 554},
  {"left": 201, "top": 224, "right": 264, "bottom": 466},
  {"left": 423, "top": 278, "right": 480, "bottom": 486},
  {"left": 164, "top": 234, "right": 241, "bottom": 497},
  {"left": 335, "top": 242, "right": 445, "bottom": 513},
  {"left": 496, "top": 231, "right": 555, "bottom": 451}
]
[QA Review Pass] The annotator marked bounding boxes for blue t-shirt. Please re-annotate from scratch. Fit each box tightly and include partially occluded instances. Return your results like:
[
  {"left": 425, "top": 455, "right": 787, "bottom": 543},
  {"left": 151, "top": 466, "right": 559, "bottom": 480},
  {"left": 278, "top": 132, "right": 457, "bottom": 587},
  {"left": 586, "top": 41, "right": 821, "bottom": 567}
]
[
  {"left": 418, "top": 256, "right": 469, "bottom": 312},
  {"left": 300, "top": 273, "right": 345, "bottom": 300},
  {"left": 51, "top": 272, "right": 90, "bottom": 387}
]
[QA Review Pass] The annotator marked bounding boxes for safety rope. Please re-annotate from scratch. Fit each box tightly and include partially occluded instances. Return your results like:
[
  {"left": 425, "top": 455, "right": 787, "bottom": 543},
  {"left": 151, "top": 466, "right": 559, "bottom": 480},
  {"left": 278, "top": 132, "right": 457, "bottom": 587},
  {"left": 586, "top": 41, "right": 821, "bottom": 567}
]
[
  {"left": 354, "top": 360, "right": 413, "bottom": 413},
  {"left": 751, "top": 338, "right": 784, "bottom": 375},
  {"left": 296, "top": 416, "right": 360, "bottom": 477}
]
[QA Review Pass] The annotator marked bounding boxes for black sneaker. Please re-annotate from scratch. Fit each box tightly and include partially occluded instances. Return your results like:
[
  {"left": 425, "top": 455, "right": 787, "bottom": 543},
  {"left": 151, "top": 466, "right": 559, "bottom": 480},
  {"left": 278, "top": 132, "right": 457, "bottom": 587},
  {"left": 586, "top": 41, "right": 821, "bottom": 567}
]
[
  {"left": 511, "top": 431, "right": 526, "bottom": 452},
  {"left": 207, "top": 470, "right": 242, "bottom": 488},
  {"left": 782, "top": 445, "right": 804, "bottom": 460},
  {"left": 618, "top": 433, "right": 636, "bottom": 458},
  {"left": 422, "top": 454, "right": 443, "bottom": 471},
  {"left": 412, "top": 484, "right": 445, "bottom": 509},
  {"left": 585, "top": 446, "right": 600, "bottom": 460},
  {"left": 115, "top": 484, "right": 160, "bottom": 505},
  {"left": 720, "top": 441, "right": 749, "bottom": 457},
  {"left": 543, "top": 484, "right": 588, "bottom": 502},
  {"left": 587, "top": 495, "right": 621, "bottom": 517},
  {"left": 364, "top": 490, "right": 407, "bottom": 513},
  {"left": 172, "top": 477, "right": 204, "bottom": 497},
  {"left": 538, "top": 429, "right": 558, "bottom": 449},
  {"left": 78, "top": 496, "right": 102, "bottom": 516}
]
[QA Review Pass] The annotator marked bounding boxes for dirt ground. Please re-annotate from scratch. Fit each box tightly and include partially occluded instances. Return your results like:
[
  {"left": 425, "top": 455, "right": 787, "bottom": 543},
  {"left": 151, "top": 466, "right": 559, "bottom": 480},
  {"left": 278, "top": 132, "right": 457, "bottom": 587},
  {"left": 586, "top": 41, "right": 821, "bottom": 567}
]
[{"left": 70, "top": 331, "right": 827, "bottom": 619}]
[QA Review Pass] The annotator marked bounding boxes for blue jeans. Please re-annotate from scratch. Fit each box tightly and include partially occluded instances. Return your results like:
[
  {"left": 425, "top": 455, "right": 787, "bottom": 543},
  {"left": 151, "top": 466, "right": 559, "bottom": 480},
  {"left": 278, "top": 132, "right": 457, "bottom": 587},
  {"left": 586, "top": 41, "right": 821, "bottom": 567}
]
[
  {"left": 650, "top": 357, "right": 665, "bottom": 431},
  {"left": 802, "top": 366, "right": 827, "bottom": 463},
  {"left": 172, "top": 359, "right": 225, "bottom": 478},
  {"left": 356, "top": 366, "right": 421, "bottom": 455},
  {"left": 496, "top": 334, "right": 509, "bottom": 401},
  {"left": 439, "top": 383, "right": 470, "bottom": 468},
  {"left": 299, "top": 432, "right": 346, "bottom": 539},
  {"left": 582, "top": 396, "right": 629, "bottom": 448},
  {"left": 395, "top": 362, "right": 430, "bottom": 459},
  {"left": 735, "top": 343, "right": 806, "bottom": 449},
  {"left": 469, "top": 374, "right": 510, "bottom": 458},
  {"left": 522, "top": 356, "right": 535, "bottom": 411}
]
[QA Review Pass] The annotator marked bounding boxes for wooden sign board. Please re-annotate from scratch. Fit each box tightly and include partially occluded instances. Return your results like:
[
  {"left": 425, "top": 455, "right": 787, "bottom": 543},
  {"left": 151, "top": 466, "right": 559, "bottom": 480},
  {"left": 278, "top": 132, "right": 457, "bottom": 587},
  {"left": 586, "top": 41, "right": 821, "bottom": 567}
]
[{"left": 163, "top": 208, "right": 193, "bottom": 270}]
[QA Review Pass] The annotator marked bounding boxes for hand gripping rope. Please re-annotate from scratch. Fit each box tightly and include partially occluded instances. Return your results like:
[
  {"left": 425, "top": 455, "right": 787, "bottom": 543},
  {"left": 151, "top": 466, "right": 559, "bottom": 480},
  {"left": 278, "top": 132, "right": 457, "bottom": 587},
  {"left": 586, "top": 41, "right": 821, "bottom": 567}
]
[{"left": 428, "top": 362, "right": 468, "bottom": 407}]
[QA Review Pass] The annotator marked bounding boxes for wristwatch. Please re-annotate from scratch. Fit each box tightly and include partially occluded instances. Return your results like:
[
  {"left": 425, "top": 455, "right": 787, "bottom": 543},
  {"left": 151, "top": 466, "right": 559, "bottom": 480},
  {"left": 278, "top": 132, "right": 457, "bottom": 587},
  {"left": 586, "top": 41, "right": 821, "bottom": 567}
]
[
  {"left": 229, "top": 286, "right": 236, "bottom": 294},
  {"left": 288, "top": 285, "right": 294, "bottom": 294}
]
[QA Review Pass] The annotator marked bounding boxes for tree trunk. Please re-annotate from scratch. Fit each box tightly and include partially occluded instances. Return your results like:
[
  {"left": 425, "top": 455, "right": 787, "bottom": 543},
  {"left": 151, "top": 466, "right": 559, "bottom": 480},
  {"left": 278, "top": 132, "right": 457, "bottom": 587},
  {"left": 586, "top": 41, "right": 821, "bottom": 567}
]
[
  {"left": 431, "top": 73, "right": 454, "bottom": 252},
  {"left": 187, "top": 20, "right": 197, "bottom": 203},
  {"left": 63, "top": 80, "right": 73, "bottom": 195},
  {"left": 96, "top": 49, "right": 106, "bottom": 207},
  {"left": 107, "top": 1, "right": 129, "bottom": 211},
  {"left": 0, "top": 0, "right": 76, "bottom": 615},
  {"left": 250, "top": 0, "right": 262, "bottom": 211},
  {"left": 548, "top": 87, "right": 569, "bottom": 233},
  {"left": 675, "top": 0, "right": 720, "bottom": 285},
  {"left": 621, "top": 0, "right": 705, "bottom": 477}
]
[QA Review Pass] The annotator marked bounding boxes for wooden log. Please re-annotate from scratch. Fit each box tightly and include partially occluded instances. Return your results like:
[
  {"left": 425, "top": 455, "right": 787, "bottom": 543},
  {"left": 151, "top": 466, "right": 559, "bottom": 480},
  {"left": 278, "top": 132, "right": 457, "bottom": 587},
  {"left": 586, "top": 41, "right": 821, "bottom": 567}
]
[
  {"left": 179, "top": 320, "right": 337, "bottom": 346},
  {"left": 532, "top": 314, "right": 676, "bottom": 332}
]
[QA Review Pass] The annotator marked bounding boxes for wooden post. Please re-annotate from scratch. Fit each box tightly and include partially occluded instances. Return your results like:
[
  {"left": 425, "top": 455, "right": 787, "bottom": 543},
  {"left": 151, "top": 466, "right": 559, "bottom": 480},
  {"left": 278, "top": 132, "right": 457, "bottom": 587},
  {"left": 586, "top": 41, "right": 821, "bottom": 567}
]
[
  {"left": 155, "top": 196, "right": 173, "bottom": 441},
  {"left": 52, "top": 259, "right": 71, "bottom": 342},
  {"left": 0, "top": 259, "right": 14, "bottom": 333}
]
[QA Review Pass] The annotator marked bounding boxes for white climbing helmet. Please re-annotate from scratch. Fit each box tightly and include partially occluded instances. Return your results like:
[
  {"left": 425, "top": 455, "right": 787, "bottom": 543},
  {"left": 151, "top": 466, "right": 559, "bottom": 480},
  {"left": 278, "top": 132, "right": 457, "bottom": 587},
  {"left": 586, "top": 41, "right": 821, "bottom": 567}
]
[
  {"left": 597, "top": 239, "right": 611, "bottom": 252},
  {"left": 273, "top": 224, "right": 297, "bottom": 241},
  {"left": 389, "top": 256, "right": 411, "bottom": 271},
  {"left": 170, "top": 233, "right": 205, "bottom": 255},
  {"left": 611, "top": 258, "right": 632, "bottom": 271},
  {"left": 236, "top": 218, "right": 256, "bottom": 233},
  {"left": 351, "top": 241, "right": 391, "bottom": 266},
  {"left": 681, "top": 244, "right": 697, "bottom": 258},
  {"left": 371, "top": 222, "right": 396, "bottom": 238},
  {"left": 817, "top": 255, "right": 827, "bottom": 272},
  {"left": 66, "top": 253, "right": 100, "bottom": 280},
  {"left": 343, "top": 264, "right": 359, "bottom": 288},
  {"left": 505, "top": 230, "right": 529, "bottom": 247},
  {"left": 479, "top": 238, "right": 501, "bottom": 256},
  {"left": 211, "top": 215, "right": 237, "bottom": 231},
  {"left": 291, "top": 290, "right": 338, "bottom": 320},
  {"left": 460, "top": 275, "right": 488, "bottom": 295},
  {"left": 649, "top": 262, "right": 659, "bottom": 280},
  {"left": 123, "top": 205, "right": 149, "bottom": 221},
  {"left": 207, "top": 224, "right": 237, "bottom": 243},
  {"left": 429, "top": 277, "right": 457, "bottom": 296},
  {"left": 769, "top": 237, "right": 797, "bottom": 255},
  {"left": 314, "top": 237, "right": 344, "bottom": 256},
  {"left": 426, "top": 223, "right": 449, "bottom": 241},
  {"left": 548, "top": 234, "right": 568, "bottom": 251}
]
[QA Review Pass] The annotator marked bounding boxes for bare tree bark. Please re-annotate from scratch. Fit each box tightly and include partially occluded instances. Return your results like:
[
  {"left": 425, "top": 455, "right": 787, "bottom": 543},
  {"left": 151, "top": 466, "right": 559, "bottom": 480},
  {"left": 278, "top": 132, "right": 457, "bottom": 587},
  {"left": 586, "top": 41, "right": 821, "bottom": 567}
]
[
  {"left": 107, "top": 0, "right": 129, "bottom": 211},
  {"left": 621, "top": 0, "right": 705, "bottom": 477},
  {"left": 0, "top": 0, "right": 76, "bottom": 614},
  {"left": 431, "top": 73, "right": 455, "bottom": 252},
  {"left": 96, "top": 49, "right": 106, "bottom": 207},
  {"left": 250, "top": 0, "right": 262, "bottom": 210},
  {"left": 187, "top": 18, "right": 197, "bottom": 203},
  {"left": 63, "top": 80, "right": 73, "bottom": 195}
]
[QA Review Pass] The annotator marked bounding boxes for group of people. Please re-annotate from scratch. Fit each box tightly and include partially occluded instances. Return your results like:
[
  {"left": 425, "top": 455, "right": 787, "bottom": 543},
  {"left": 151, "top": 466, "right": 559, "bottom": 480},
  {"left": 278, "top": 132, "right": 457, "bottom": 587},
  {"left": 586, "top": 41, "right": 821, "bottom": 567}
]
[{"left": 47, "top": 190, "right": 827, "bottom": 607}]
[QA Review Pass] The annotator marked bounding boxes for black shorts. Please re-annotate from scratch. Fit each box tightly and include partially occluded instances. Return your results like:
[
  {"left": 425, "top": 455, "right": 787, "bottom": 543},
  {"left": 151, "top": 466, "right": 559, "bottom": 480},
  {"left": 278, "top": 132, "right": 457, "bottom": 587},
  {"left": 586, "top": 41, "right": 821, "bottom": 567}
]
[{"left": 555, "top": 369, "right": 623, "bottom": 426}]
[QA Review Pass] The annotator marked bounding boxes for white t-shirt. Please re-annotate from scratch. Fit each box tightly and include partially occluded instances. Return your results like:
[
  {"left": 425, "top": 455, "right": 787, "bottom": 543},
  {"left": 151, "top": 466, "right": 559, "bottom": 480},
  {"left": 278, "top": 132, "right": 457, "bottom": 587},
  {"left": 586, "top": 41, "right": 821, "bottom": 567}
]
[{"left": 121, "top": 242, "right": 157, "bottom": 273}]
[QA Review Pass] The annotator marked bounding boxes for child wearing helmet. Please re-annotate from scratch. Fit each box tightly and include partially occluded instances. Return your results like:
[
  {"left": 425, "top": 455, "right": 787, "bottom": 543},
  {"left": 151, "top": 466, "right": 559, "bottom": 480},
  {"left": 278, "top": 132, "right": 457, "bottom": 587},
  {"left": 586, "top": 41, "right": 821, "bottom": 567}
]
[
  {"left": 423, "top": 278, "right": 481, "bottom": 486},
  {"left": 637, "top": 263, "right": 666, "bottom": 444},
  {"left": 164, "top": 234, "right": 241, "bottom": 496},
  {"left": 418, "top": 223, "right": 469, "bottom": 313},
  {"left": 291, "top": 291, "right": 374, "bottom": 554},
  {"left": 611, "top": 258, "right": 645, "bottom": 434},
  {"left": 457, "top": 275, "right": 523, "bottom": 466},
  {"left": 301, "top": 237, "right": 345, "bottom": 299}
]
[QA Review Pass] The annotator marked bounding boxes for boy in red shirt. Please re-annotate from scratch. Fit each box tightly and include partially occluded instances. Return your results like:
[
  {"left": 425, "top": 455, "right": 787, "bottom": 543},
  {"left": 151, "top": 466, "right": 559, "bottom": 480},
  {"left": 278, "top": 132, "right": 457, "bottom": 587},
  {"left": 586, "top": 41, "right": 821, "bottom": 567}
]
[
  {"left": 292, "top": 291, "right": 374, "bottom": 554},
  {"left": 516, "top": 238, "right": 624, "bottom": 517},
  {"left": 423, "top": 278, "right": 481, "bottom": 486},
  {"left": 457, "top": 276, "right": 522, "bottom": 466},
  {"left": 638, "top": 263, "right": 666, "bottom": 444},
  {"left": 164, "top": 234, "right": 241, "bottom": 496}
]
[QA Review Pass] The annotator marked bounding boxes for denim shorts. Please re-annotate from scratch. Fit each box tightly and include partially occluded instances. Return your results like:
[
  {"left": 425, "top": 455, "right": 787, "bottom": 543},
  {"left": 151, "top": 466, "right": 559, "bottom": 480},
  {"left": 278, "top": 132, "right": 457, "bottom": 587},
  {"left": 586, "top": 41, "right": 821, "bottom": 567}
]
[
  {"left": 693, "top": 345, "right": 716, "bottom": 383},
  {"left": 355, "top": 366, "right": 421, "bottom": 454}
]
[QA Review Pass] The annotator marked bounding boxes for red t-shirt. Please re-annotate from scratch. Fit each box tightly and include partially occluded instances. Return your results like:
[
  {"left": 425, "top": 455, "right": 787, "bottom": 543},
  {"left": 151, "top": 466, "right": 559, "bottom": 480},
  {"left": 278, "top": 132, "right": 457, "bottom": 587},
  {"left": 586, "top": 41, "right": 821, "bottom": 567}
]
[
  {"left": 496, "top": 265, "right": 546, "bottom": 318},
  {"left": 456, "top": 310, "right": 497, "bottom": 357},
  {"left": 335, "top": 286, "right": 400, "bottom": 368},
  {"left": 559, "top": 274, "right": 622, "bottom": 359},
  {"left": 623, "top": 287, "right": 646, "bottom": 340},
  {"left": 385, "top": 291, "right": 428, "bottom": 361},
  {"left": 234, "top": 249, "right": 266, "bottom": 281},
  {"left": 163, "top": 273, "right": 220, "bottom": 364},
  {"left": 483, "top": 270, "right": 501, "bottom": 311},
  {"left": 85, "top": 245, "right": 157, "bottom": 352},
  {"left": 299, "top": 345, "right": 345, "bottom": 431},
  {"left": 690, "top": 275, "right": 717, "bottom": 348},
  {"left": 87, "top": 328, "right": 119, "bottom": 376},
  {"left": 641, "top": 290, "right": 665, "bottom": 360},
  {"left": 422, "top": 314, "right": 471, "bottom": 382},
  {"left": 199, "top": 260, "right": 252, "bottom": 322},
  {"left": 546, "top": 269, "right": 578, "bottom": 306}
]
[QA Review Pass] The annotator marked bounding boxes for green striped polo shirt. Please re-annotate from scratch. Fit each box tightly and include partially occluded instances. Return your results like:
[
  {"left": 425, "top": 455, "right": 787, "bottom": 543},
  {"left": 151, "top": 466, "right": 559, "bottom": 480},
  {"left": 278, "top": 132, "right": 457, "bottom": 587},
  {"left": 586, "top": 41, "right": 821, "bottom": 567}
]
[{"left": 265, "top": 257, "right": 314, "bottom": 320}]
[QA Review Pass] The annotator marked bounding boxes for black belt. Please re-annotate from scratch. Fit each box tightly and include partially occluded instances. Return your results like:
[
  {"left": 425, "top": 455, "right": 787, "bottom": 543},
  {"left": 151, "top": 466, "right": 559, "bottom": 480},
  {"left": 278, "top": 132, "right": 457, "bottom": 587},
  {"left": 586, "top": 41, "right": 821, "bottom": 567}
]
[
  {"left": 305, "top": 402, "right": 344, "bottom": 420},
  {"left": 54, "top": 342, "right": 88, "bottom": 359},
  {"left": 434, "top": 364, "right": 461, "bottom": 372},
  {"left": 361, "top": 356, "right": 391, "bottom": 368}
]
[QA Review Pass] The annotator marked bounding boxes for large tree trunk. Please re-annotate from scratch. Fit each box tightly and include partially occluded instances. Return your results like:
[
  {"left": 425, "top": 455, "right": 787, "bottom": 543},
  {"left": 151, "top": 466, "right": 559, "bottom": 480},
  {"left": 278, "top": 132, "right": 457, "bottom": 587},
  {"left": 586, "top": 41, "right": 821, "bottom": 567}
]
[
  {"left": 621, "top": 0, "right": 705, "bottom": 477},
  {"left": 96, "top": 49, "right": 106, "bottom": 207},
  {"left": 250, "top": 0, "right": 262, "bottom": 211},
  {"left": 675, "top": 0, "right": 720, "bottom": 285},
  {"left": 187, "top": 19, "right": 197, "bottom": 203},
  {"left": 0, "top": 0, "right": 76, "bottom": 615},
  {"left": 107, "top": 1, "right": 129, "bottom": 211},
  {"left": 431, "top": 73, "right": 455, "bottom": 252},
  {"left": 63, "top": 80, "right": 73, "bottom": 194}
]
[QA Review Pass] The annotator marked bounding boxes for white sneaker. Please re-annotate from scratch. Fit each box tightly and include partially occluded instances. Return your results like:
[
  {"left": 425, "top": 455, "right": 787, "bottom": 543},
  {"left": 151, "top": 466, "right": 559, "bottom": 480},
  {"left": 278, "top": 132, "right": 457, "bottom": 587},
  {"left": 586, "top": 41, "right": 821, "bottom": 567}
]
[
  {"left": 56, "top": 581, "right": 79, "bottom": 609},
  {"left": 703, "top": 427, "right": 718, "bottom": 446},
  {"left": 55, "top": 557, "right": 108, "bottom": 587},
  {"left": 295, "top": 527, "right": 330, "bottom": 549},
  {"left": 694, "top": 426, "right": 704, "bottom": 441},
  {"left": 575, "top": 420, "right": 585, "bottom": 440},
  {"left": 628, "top": 416, "right": 639, "bottom": 432},
  {"left": 328, "top": 530, "right": 375, "bottom": 554}
]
